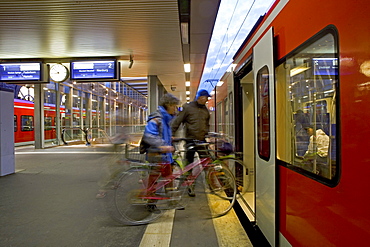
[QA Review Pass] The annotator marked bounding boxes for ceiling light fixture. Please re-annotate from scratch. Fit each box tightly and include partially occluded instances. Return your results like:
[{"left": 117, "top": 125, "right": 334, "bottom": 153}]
[
  {"left": 184, "top": 63, "right": 191, "bottom": 73},
  {"left": 290, "top": 63, "right": 310, "bottom": 77},
  {"left": 181, "top": 22, "right": 189, "bottom": 44}
]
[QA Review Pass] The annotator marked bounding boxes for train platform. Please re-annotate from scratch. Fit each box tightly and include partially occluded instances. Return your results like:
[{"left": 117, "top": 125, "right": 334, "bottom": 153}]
[{"left": 0, "top": 144, "right": 253, "bottom": 247}]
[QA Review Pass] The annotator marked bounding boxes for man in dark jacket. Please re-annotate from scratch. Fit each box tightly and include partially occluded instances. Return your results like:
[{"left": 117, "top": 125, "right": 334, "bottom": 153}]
[{"left": 171, "top": 89, "right": 211, "bottom": 196}]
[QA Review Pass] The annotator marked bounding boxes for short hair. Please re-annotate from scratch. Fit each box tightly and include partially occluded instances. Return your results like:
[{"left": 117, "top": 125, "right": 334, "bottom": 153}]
[{"left": 159, "top": 93, "right": 180, "bottom": 109}]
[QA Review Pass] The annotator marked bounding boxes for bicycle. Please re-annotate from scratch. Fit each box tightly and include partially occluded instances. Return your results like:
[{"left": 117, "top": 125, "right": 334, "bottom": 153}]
[
  {"left": 172, "top": 134, "right": 249, "bottom": 196},
  {"left": 106, "top": 139, "right": 238, "bottom": 225}
]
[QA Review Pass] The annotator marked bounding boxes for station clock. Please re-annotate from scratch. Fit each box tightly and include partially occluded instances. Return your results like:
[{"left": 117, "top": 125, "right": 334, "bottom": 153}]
[{"left": 49, "top": 63, "right": 69, "bottom": 82}]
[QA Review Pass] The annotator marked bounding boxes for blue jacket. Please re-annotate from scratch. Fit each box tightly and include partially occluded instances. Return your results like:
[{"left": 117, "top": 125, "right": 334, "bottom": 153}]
[{"left": 143, "top": 106, "right": 174, "bottom": 163}]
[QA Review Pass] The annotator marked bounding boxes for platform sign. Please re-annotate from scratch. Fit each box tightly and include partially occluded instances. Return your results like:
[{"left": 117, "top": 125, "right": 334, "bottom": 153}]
[
  {"left": 70, "top": 60, "right": 118, "bottom": 81},
  {"left": 0, "top": 62, "right": 42, "bottom": 81},
  {"left": 313, "top": 58, "right": 338, "bottom": 76}
]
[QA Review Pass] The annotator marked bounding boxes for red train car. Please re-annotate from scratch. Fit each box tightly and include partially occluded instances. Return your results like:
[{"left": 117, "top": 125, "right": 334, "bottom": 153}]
[
  {"left": 215, "top": 0, "right": 370, "bottom": 246},
  {"left": 14, "top": 99, "right": 101, "bottom": 146},
  {"left": 14, "top": 99, "right": 61, "bottom": 146}
]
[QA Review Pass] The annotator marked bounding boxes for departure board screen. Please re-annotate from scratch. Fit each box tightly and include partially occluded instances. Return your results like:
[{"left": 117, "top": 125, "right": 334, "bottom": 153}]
[
  {"left": 312, "top": 58, "right": 338, "bottom": 76},
  {"left": 0, "top": 62, "right": 42, "bottom": 81},
  {"left": 70, "top": 60, "right": 118, "bottom": 81}
]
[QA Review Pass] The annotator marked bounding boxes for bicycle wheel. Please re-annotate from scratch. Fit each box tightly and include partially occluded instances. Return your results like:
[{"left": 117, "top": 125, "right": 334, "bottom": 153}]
[
  {"left": 175, "top": 173, "right": 196, "bottom": 208},
  {"left": 113, "top": 167, "right": 163, "bottom": 225},
  {"left": 205, "top": 163, "right": 237, "bottom": 217},
  {"left": 215, "top": 157, "right": 250, "bottom": 195}
]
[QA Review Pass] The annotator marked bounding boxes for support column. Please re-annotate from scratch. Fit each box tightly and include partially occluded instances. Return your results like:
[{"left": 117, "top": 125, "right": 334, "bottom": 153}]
[
  {"left": 56, "top": 83, "right": 61, "bottom": 145},
  {"left": 147, "top": 75, "right": 165, "bottom": 113},
  {"left": 80, "top": 92, "right": 83, "bottom": 131},
  {"left": 86, "top": 93, "right": 92, "bottom": 129},
  {"left": 0, "top": 89, "right": 15, "bottom": 176},
  {"left": 100, "top": 97, "right": 106, "bottom": 131},
  {"left": 34, "top": 84, "right": 45, "bottom": 149}
]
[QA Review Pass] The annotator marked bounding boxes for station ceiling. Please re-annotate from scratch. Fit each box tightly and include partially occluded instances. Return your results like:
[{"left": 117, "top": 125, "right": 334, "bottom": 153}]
[{"left": 0, "top": 0, "right": 220, "bottom": 103}]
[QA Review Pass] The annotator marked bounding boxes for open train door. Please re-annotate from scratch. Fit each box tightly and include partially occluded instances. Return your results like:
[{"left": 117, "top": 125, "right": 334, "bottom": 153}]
[{"left": 253, "top": 27, "right": 276, "bottom": 246}]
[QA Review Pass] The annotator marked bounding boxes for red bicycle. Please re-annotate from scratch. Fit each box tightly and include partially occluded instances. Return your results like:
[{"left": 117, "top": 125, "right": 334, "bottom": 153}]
[{"left": 107, "top": 140, "right": 237, "bottom": 225}]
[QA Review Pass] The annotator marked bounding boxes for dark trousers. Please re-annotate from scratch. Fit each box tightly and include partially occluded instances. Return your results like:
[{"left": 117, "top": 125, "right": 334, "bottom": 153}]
[{"left": 185, "top": 141, "right": 208, "bottom": 164}]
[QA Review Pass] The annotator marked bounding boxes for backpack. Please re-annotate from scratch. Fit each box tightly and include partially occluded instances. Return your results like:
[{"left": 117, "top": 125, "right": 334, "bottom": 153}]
[{"left": 139, "top": 117, "right": 162, "bottom": 154}]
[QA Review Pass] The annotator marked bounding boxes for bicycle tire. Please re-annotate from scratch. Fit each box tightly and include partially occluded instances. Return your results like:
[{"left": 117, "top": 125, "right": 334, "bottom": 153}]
[
  {"left": 205, "top": 163, "right": 237, "bottom": 217},
  {"left": 175, "top": 172, "right": 196, "bottom": 208},
  {"left": 215, "top": 157, "right": 250, "bottom": 195},
  {"left": 113, "top": 167, "right": 163, "bottom": 225}
]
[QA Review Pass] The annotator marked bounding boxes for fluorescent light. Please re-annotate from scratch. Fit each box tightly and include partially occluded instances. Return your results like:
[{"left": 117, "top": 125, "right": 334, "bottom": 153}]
[
  {"left": 184, "top": 64, "right": 191, "bottom": 73},
  {"left": 227, "top": 64, "right": 237, "bottom": 72},
  {"left": 290, "top": 63, "right": 310, "bottom": 77},
  {"left": 186, "top": 91, "right": 190, "bottom": 95},
  {"left": 186, "top": 97, "right": 190, "bottom": 100},
  {"left": 324, "top": 89, "right": 334, "bottom": 94},
  {"left": 185, "top": 81, "right": 190, "bottom": 87},
  {"left": 217, "top": 81, "right": 224, "bottom": 87},
  {"left": 181, "top": 22, "right": 189, "bottom": 44}
]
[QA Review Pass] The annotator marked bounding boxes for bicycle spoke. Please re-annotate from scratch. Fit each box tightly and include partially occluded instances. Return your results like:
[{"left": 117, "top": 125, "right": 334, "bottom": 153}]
[
  {"left": 176, "top": 174, "right": 196, "bottom": 208},
  {"left": 217, "top": 157, "right": 250, "bottom": 197},
  {"left": 113, "top": 168, "right": 162, "bottom": 225},
  {"left": 205, "top": 164, "right": 237, "bottom": 217}
]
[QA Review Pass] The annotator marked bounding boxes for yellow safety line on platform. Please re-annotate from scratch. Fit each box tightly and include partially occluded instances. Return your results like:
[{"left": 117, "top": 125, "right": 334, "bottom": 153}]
[
  {"left": 207, "top": 194, "right": 253, "bottom": 247},
  {"left": 139, "top": 210, "right": 176, "bottom": 247}
]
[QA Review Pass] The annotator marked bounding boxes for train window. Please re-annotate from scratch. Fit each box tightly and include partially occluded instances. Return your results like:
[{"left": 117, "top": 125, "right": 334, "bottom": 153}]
[
  {"left": 21, "top": 115, "right": 34, "bottom": 131},
  {"left": 257, "top": 65, "right": 270, "bottom": 161},
  {"left": 14, "top": 115, "right": 17, "bottom": 132},
  {"left": 45, "top": 116, "right": 52, "bottom": 130},
  {"left": 276, "top": 27, "right": 338, "bottom": 182}
]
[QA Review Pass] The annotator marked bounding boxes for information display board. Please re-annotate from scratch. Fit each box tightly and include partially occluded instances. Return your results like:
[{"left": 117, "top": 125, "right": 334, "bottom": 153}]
[
  {"left": 70, "top": 60, "right": 119, "bottom": 81},
  {"left": 0, "top": 62, "right": 42, "bottom": 82},
  {"left": 312, "top": 58, "right": 338, "bottom": 76}
]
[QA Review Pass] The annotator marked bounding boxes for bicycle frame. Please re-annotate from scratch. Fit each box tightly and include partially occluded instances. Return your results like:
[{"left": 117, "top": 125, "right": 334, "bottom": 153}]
[{"left": 139, "top": 157, "right": 213, "bottom": 200}]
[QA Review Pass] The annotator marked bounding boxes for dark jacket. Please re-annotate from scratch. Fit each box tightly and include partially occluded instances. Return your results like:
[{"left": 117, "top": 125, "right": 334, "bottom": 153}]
[{"left": 171, "top": 100, "right": 210, "bottom": 141}]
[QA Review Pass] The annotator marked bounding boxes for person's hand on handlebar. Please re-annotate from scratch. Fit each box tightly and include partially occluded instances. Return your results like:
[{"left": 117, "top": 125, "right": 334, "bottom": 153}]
[{"left": 159, "top": 146, "right": 175, "bottom": 153}]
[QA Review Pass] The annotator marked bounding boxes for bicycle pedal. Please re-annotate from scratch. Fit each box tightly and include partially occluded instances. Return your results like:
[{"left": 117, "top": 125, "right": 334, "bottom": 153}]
[{"left": 165, "top": 187, "right": 179, "bottom": 191}]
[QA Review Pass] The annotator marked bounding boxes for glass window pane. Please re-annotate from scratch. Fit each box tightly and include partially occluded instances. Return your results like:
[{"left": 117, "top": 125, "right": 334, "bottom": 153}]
[
  {"left": 14, "top": 115, "right": 17, "bottom": 132},
  {"left": 21, "top": 115, "right": 34, "bottom": 131},
  {"left": 287, "top": 32, "right": 338, "bottom": 180},
  {"left": 257, "top": 66, "right": 270, "bottom": 161}
]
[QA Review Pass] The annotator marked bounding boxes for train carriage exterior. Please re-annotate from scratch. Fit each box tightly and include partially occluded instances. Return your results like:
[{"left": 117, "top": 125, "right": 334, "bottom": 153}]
[
  {"left": 14, "top": 99, "right": 73, "bottom": 145},
  {"left": 215, "top": 0, "right": 370, "bottom": 246}
]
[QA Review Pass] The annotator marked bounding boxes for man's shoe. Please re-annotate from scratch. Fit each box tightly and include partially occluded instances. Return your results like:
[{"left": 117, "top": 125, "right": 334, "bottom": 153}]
[
  {"left": 168, "top": 201, "right": 185, "bottom": 210},
  {"left": 146, "top": 204, "right": 160, "bottom": 213},
  {"left": 174, "top": 203, "right": 185, "bottom": 210},
  {"left": 187, "top": 185, "right": 196, "bottom": 197}
]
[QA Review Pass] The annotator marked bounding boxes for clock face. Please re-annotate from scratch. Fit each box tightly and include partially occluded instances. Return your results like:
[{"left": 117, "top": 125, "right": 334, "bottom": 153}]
[{"left": 50, "top": 64, "right": 69, "bottom": 82}]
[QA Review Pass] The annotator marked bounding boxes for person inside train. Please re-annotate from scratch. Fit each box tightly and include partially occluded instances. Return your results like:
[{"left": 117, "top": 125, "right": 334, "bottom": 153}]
[
  {"left": 171, "top": 89, "right": 211, "bottom": 197},
  {"left": 294, "top": 110, "right": 310, "bottom": 156},
  {"left": 303, "top": 126, "right": 330, "bottom": 178}
]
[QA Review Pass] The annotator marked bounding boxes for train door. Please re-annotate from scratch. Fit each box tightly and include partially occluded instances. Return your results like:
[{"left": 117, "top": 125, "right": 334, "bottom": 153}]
[
  {"left": 253, "top": 28, "right": 276, "bottom": 246},
  {"left": 240, "top": 72, "right": 255, "bottom": 220}
]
